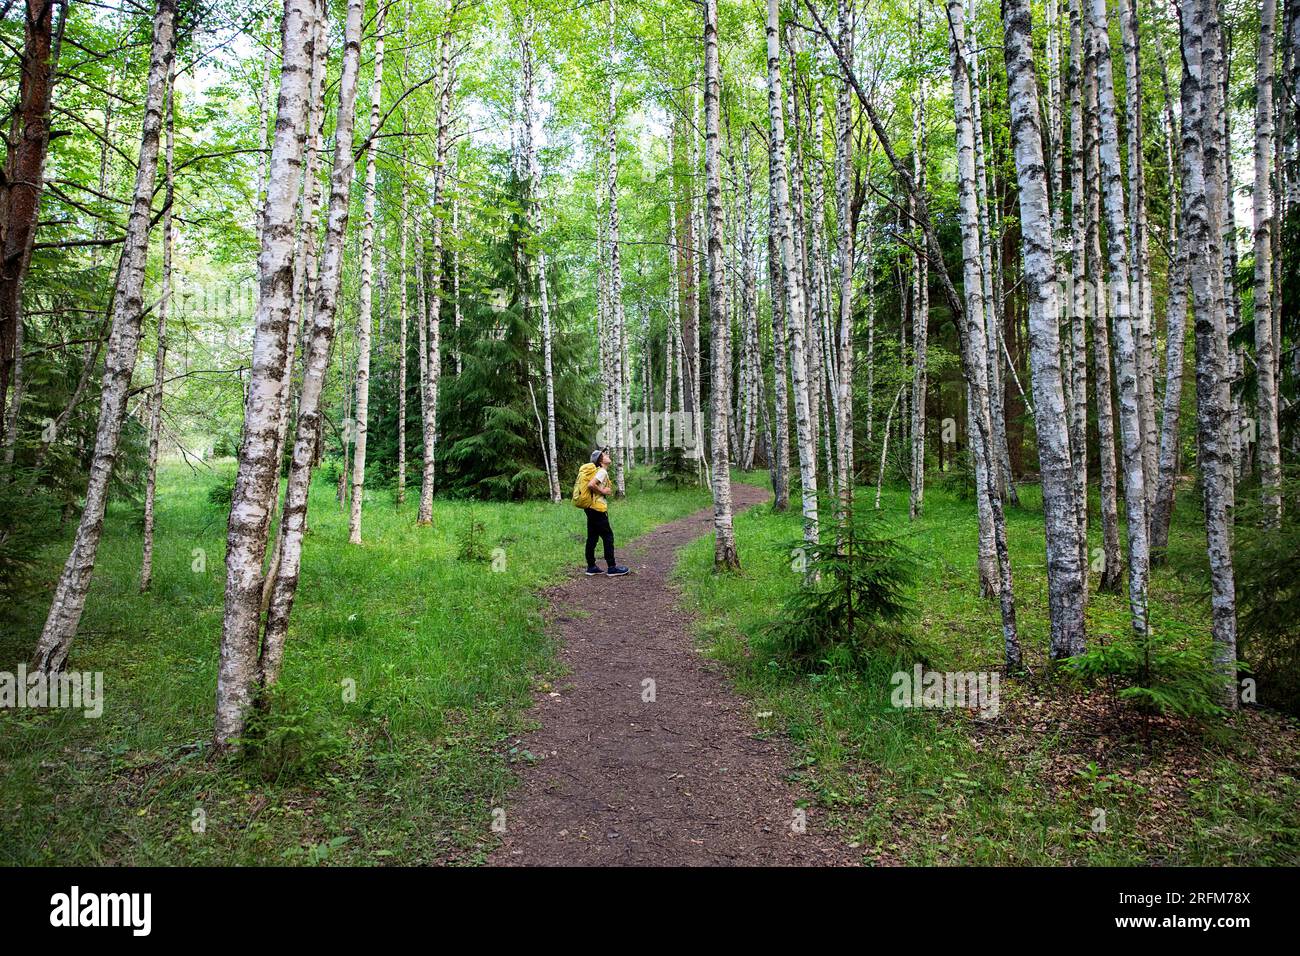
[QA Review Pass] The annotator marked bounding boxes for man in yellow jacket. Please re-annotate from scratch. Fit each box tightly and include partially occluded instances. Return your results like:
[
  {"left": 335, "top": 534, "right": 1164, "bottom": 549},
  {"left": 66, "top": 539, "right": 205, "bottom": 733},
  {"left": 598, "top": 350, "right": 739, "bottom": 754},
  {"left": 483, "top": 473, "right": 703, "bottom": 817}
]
[{"left": 574, "top": 448, "right": 628, "bottom": 576}]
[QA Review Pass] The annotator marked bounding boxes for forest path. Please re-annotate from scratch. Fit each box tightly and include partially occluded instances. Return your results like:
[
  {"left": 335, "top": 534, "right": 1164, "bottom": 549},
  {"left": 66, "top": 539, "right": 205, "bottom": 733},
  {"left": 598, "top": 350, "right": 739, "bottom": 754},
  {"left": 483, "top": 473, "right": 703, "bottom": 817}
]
[{"left": 487, "top": 481, "right": 855, "bottom": 866}]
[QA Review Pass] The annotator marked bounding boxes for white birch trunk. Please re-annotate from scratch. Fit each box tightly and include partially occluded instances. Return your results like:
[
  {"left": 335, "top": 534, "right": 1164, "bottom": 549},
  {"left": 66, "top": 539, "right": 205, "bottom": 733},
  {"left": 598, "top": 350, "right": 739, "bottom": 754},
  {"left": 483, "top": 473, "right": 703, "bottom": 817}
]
[
  {"left": 417, "top": 12, "right": 454, "bottom": 526},
  {"left": 1084, "top": 6, "right": 1125, "bottom": 593},
  {"left": 260, "top": 0, "right": 364, "bottom": 692},
  {"left": 704, "top": 0, "right": 738, "bottom": 567},
  {"left": 910, "top": 31, "right": 928, "bottom": 523},
  {"left": 606, "top": 0, "right": 627, "bottom": 496},
  {"left": 347, "top": 4, "right": 385, "bottom": 544},
  {"left": 999, "top": 0, "right": 1088, "bottom": 656},
  {"left": 1118, "top": 0, "right": 1158, "bottom": 501},
  {"left": 1087, "top": 0, "right": 1150, "bottom": 639},
  {"left": 211, "top": 0, "right": 315, "bottom": 741},
  {"left": 1254, "top": 0, "right": 1282, "bottom": 525},
  {"left": 140, "top": 58, "right": 176, "bottom": 593},
  {"left": 767, "top": 154, "right": 791, "bottom": 510},
  {"left": 32, "top": 0, "right": 178, "bottom": 674},
  {"left": 768, "top": 0, "right": 818, "bottom": 547},
  {"left": 833, "top": 0, "right": 855, "bottom": 529},
  {"left": 1180, "top": 0, "right": 1239, "bottom": 705},
  {"left": 1066, "top": 0, "right": 1090, "bottom": 578}
]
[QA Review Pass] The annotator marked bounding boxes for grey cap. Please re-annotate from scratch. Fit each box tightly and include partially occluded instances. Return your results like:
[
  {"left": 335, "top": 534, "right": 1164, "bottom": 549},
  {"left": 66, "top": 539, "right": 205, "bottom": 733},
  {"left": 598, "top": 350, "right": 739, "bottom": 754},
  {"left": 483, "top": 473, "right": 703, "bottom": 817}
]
[{"left": 591, "top": 448, "right": 606, "bottom": 465}]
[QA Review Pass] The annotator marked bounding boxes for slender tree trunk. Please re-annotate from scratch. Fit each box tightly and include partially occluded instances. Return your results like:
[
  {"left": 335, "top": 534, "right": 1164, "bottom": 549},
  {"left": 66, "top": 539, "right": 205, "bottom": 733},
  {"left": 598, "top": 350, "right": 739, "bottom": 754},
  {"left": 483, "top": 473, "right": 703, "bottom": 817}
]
[
  {"left": 1087, "top": 0, "right": 1151, "bottom": 639},
  {"left": 1180, "top": 0, "right": 1240, "bottom": 706},
  {"left": 606, "top": 0, "right": 627, "bottom": 496},
  {"left": 910, "top": 8, "right": 928, "bottom": 523},
  {"left": 451, "top": 151, "right": 462, "bottom": 377},
  {"left": 767, "top": 172, "right": 791, "bottom": 510},
  {"left": 261, "top": 0, "right": 328, "bottom": 607},
  {"left": 396, "top": 155, "right": 409, "bottom": 506},
  {"left": 1255, "top": 0, "right": 1282, "bottom": 526},
  {"left": 834, "top": 0, "right": 856, "bottom": 533},
  {"left": 1, "top": 0, "right": 63, "bottom": 428},
  {"left": 998, "top": 0, "right": 1088, "bottom": 657},
  {"left": 417, "top": 13, "right": 454, "bottom": 526},
  {"left": 1150, "top": 34, "right": 1190, "bottom": 556},
  {"left": 739, "top": 132, "right": 760, "bottom": 473},
  {"left": 31, "top": 0, "right": 177, "bottom": 674},
  {"left": 260, "top": 0, "right": 364, "bottom": 693},
  {"left": 666, "top": 125, "right": 683, "bottom": 451},
  {"left": 949, "top": 2, "right": 998, "bottom": 598},
  {"left": 1220, "top": 22, "right": 1245, "bottom": 484},
  {"left": 348, "top": 4, "right": 385, "bottom": 544},
  {"left": 1118, "top": 0, "right": 1158, "bottom": 499},
  {"left": 768, "top": 0, "right": 819, "bottom": 548},
  {"left": 876, "top": 386, "right": 904, "bottom": 509},
  {"left": 704, "top": 0, "right": 738, "bottom": 568},
  {"left": 211, "top": 0, "right": 316, "bottom": 741},
  {"left": 141, "top": 58, "right": 177, "bottom": 593},
  {"left": 966, "top": 6, "right": 1015, "bottom": 506},
  {"left": 1084, "top": 10, "right": 1124, "bottom": 593},
  {"left": 1066, "top": 0, "right": 1090, "bottom": 580}
]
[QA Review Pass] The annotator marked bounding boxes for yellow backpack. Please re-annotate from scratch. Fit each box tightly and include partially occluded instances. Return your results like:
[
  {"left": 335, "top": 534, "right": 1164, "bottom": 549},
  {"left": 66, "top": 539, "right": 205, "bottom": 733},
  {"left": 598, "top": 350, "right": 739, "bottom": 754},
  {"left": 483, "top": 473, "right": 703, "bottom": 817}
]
[{"left": 572, "top": 462, "right": 598, "bottom": 509}]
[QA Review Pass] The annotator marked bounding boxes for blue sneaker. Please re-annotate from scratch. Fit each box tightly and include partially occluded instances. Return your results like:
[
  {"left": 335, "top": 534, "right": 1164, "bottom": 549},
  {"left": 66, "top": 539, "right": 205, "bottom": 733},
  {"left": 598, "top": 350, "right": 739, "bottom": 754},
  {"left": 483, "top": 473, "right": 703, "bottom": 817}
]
[
  {"left": 606, "top": 566, "right": 629, "bottom": 576},
  {"left": 585, "top": 566, "right": 603, "bottom": 576}
]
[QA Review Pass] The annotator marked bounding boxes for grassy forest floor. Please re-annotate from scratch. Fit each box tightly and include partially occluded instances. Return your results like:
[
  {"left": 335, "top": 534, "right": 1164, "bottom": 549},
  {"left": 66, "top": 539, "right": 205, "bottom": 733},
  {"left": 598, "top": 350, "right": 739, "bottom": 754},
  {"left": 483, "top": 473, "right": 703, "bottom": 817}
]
[
  {"left": 679, "top": 474, "right": 1300, "bottom": 864},
  {"left": 1, "top": 461, "right": 1296, "bottom": 865},
  {"left": 1, "top": 461, "right": 711, "bottom": 865}
]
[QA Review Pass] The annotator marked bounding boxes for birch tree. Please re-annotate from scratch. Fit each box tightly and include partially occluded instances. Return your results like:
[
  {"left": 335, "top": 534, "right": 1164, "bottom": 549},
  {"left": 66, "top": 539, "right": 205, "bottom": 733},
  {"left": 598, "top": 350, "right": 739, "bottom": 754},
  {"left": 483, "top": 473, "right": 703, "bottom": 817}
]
[
  {"left": 259, "top": 0, "right": 364, "bottom": 699},
  {"left": 768, "top": 0, "right": 819, "bottom": 548},
  {"left": 520, "top": 16, "right": 562, "bottom": 502},
  {"left": 1179, "top": 0, "right": 1239, "bottom": 705},
  {"left": 606, "top": 0, "right": 627, "bottom": 496},
  {"left": 1254, "top": 0, "right": 1282, "bottom": 526},
  {"left": 348, "top": 3, "right": 386, "bottom": 545},
  {"left": 211, "top": 0, "right": 316, "bottom": 741},
  {"left": 1083, "top": 18, "right": 1123, "bottom": 592},
  {"left": 1066, "top": 0, "right": 1090, "bottom": 577},
  {"left": 31, "top": 0, "right": 178, "bottom": 674},
  {"left": 704, "top": 0, "right": 738, "bottom": 568},
  {"left": 140, "top": 59, "right": 177, "bottom": 593},
  {"left": 833, "top": 0, "right": 855, "bottom": 529},
  {"left": 1089, "top": 0, "right": 1150, "bottom": 627},
  {"left": 997, "top": 0, "right": 1087, "bottom": 656},
  {"left": 1118, "top": 0, "right": 1158, "bottom": 495},
  {"left": 417, "top": 8, "right": 457, "bottom": 527},
  {"left": 909, "top": 5, "right": 928, "bottom": 523}
]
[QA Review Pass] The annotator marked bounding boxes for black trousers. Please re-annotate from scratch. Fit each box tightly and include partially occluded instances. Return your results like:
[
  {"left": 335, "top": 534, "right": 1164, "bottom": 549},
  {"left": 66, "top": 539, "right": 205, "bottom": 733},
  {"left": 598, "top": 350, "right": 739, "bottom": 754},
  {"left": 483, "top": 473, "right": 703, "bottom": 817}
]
[{"left": 584, "top": 507, "right": 616, "bottom": 568}]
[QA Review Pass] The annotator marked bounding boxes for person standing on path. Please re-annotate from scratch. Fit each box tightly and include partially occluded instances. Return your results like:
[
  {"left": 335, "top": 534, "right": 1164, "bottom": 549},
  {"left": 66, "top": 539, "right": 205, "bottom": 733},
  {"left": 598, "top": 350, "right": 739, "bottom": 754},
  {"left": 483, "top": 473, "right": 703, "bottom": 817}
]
[{"left": 573, "top": 448, "right": 629, "bottom": 576}]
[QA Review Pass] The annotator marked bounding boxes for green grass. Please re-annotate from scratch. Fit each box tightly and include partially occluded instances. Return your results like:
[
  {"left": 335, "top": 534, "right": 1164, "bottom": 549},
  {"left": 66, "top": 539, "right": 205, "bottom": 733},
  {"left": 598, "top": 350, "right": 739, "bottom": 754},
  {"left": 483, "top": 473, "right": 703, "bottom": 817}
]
[
  {"left": 5, "top": 462, "right": 1295, "bottom": 866},
  {"left": 0, "top": 461, "right": 710, "bottom": 865},
  {"left": 676, "top": 480, "right": 1300, "bottom": 865}
]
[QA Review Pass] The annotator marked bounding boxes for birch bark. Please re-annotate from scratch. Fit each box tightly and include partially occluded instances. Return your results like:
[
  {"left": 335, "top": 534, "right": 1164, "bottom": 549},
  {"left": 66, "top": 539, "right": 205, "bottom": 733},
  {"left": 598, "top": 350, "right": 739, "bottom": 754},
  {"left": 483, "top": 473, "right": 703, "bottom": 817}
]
[
  {"left": 998, "top": 0, "right": 1088, "bottom": 656},
  {"left": 704, "top": 0, "right": 738, "bottom": 568},
  {"left": 347, "top": 3, "right": 385, "bottom": 544},
  {"left": 768, "top": 0, "right": 819, "bottom": 548},
  {"left": 32, "top": 0, "right": 178, "bottom": 674},
  {"left": 140, "top": 58, "right": 176, "bottom": 593},
  {"left": 211, "top": 0, "right": 315, "bottom": 740},
  {"left": 1087, "top": 0, "right": 1151, "bottom": 638},
  {"left": 260, "top": 0, "right": 364, "bottom": 693}
]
